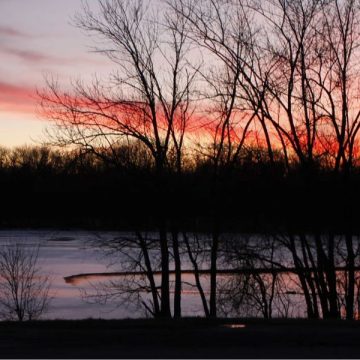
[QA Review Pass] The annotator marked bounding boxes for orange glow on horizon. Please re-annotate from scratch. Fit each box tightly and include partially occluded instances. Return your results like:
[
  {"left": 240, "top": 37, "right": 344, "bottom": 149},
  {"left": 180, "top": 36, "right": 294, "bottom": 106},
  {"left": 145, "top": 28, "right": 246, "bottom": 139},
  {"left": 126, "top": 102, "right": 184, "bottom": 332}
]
[{"left": 21, "top": 88, "right": 360, "bottom": 166}]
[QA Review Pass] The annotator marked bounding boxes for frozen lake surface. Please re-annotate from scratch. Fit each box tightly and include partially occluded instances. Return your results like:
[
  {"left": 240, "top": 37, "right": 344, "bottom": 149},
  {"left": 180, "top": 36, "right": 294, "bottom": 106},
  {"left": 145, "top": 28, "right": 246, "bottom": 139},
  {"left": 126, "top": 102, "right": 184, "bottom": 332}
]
[
  {"left": 0, "top": 230, "right": 204, "bottom": 320},
  {"left": 0, "top": 230, "right": 312, "bottom": 320},
  {"left": 0, "top": 230, "right": 141, "bottom": 319}
]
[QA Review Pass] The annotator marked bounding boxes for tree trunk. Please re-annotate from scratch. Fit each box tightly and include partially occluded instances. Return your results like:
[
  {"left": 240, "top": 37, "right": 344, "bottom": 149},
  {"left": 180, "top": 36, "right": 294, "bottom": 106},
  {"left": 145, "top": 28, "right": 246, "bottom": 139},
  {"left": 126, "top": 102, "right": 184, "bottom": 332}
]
[
  {"left": 345, "top": 232, "right": 355, "bottom": 320},
  {"left": 210, "top": 231, "right": 219, "bottom": 318},
  {"left": 290, "top": 235, "right": 318, "bottom": 319},
  {"left": 314, "top": 234, "right": 332, "bottom": 318},
  {"left": 137, "top": 232, "right": 160, "bottom": 317},
  {"left": 183, "top": 233, "right": 210, "bottom": 317},
  {"left": 159, "top": 224, "right": 171, "bottom": 318},
  {"left": 172, "top": 230, "right": 182, "bottom": 318},
  {"left": 325, "top": 234, "right": 339, "bottom": 319}
]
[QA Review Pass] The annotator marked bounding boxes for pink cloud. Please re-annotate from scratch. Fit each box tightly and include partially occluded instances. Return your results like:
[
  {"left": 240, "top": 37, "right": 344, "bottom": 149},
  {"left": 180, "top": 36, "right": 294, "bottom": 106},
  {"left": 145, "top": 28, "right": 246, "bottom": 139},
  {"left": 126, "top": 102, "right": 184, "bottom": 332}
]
[
  {"left": 0, "top": 81, "right": 37, "bottom": 114},
  {"left": 1, "top": 45, "right": 106, "bottom": 66},
  {"left": 1, "top": 46, "right": 52, "bottom": 63},
  {"left": 0, "top": 25, "right": 29, "bottom": 38}
]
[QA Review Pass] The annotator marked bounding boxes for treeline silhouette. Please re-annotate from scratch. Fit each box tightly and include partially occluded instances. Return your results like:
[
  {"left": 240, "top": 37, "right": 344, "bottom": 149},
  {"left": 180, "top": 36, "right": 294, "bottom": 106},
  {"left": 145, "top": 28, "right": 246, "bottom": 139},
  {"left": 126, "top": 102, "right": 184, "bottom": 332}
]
[{"left": 0, "top": 143, "right": 357, "bottom": 234}]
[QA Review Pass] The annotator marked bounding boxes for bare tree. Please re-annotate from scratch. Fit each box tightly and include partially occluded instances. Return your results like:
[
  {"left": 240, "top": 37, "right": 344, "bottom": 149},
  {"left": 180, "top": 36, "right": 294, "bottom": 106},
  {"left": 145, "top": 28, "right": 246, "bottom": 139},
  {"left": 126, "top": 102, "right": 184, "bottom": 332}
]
[
  {"left": 82, "top": 232, "right": 162, "bottom": 317},
  {"left": 271, "top": 232, "right": 360, "bottom": 320},
  {"left": 218, "top": 235, "right": 290, "bottom": 319},
  {"left": 168, "top": 0, "right": 277, "bottom": 168},
  {"left": 40, "top": 0, "right": 199, "bottom": 318},
  {"left": 183, "top": 232, "right": 210, "bottom": 317},
  {"left": 41, "top": 0, "right": 196, "bottom": 174},
  {"left": 0, "top": 244, "right": 52, "bottom": 321},
  {"left": 169, "top": 0, "right": 360, "bottom": 173}
]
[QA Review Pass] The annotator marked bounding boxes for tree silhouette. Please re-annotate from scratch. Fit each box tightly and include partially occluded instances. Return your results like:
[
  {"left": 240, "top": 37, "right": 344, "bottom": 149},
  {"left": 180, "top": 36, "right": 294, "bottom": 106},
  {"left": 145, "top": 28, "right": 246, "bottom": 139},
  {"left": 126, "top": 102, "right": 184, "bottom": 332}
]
[
  {"left": 0, "top": 244, "right": 52, "bottom": 321},
  {"left": 40, "top": 0, "right": 199, "bottom": 318}
]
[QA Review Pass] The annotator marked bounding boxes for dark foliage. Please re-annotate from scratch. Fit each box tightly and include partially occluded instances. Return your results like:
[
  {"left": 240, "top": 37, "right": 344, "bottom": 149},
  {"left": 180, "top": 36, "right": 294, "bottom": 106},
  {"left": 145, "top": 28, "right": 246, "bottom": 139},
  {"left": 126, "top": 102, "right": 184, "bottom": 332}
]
[{"left": 0, "top": 145, "right": 356, "bottom": 234}]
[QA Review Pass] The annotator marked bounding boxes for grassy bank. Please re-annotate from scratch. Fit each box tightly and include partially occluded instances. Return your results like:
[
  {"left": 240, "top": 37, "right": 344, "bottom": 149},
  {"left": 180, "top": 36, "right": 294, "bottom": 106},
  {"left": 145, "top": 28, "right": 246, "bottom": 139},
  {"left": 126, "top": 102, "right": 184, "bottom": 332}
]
[{"left": 1, "top": 318, "right": 360, "bottom": 358}]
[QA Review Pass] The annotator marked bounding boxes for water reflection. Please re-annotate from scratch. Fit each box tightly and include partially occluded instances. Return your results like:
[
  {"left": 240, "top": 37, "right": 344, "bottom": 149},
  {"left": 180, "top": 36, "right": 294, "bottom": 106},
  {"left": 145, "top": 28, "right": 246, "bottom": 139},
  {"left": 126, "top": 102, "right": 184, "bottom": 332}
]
[
  {"left": 0, "top": 230, "right": 128, "bottom": 319},
  {"left": 224, "top": 324, "right": 246, "bottom": 329},
  {"left": 1, "top": 230, "right": 353, "bottom": 320},
  {"left": 0, "top": 230, "right": 211, "bottom": 319}
]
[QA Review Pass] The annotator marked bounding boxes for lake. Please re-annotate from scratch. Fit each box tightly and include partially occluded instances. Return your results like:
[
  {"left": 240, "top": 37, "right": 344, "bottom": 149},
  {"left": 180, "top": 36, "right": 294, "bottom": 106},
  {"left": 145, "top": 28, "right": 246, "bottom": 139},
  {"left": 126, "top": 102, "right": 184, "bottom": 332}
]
[{"left": 0, "top": 230, "right": 207, "bottom": 320}]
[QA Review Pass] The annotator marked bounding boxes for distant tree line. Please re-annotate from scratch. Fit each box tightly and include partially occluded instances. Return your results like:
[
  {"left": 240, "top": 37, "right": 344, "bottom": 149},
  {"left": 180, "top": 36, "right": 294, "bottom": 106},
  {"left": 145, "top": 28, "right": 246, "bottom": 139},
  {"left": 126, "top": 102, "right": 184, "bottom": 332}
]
[{"left": 0, "top": 143, "right": 356, "bottom": 232}]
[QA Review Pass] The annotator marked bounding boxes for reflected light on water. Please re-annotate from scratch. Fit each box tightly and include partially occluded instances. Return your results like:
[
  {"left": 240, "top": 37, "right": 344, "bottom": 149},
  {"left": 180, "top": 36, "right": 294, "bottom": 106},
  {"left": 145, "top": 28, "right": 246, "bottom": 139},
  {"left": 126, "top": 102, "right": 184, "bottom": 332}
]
[{"left": 224, "top": 324, "right": 246, "bottom": 329}]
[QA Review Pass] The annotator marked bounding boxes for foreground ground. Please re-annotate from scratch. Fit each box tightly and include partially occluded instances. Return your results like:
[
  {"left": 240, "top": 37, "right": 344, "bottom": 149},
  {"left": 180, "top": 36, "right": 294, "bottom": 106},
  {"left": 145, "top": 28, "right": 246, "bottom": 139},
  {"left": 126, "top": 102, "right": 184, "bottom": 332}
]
[{"left": 1, "top": 318, "right": 360, "bottom": 358}]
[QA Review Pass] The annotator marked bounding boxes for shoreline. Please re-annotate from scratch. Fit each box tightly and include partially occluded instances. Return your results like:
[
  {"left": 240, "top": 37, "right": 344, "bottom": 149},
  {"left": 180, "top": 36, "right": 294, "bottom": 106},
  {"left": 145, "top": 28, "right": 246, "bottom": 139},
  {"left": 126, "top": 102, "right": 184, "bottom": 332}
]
[{"left": 1, "top": 318, "right": 360, "bottom": 358}]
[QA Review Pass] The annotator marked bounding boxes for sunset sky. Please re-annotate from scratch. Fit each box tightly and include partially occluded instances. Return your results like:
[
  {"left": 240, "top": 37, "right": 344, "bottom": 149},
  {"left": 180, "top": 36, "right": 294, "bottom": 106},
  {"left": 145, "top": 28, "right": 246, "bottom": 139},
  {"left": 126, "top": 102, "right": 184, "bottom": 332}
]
[{"left": 0, "top": 0, "right": 112, "bottom": 147}]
